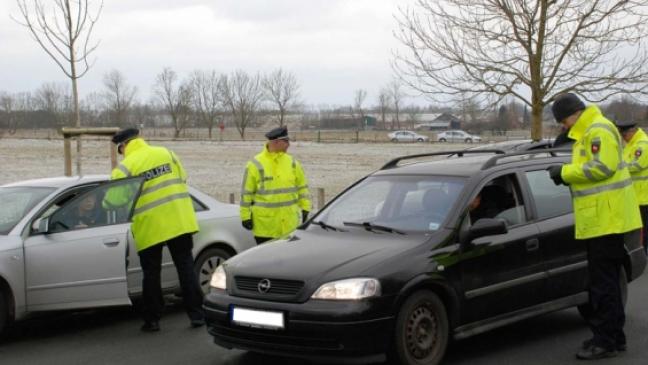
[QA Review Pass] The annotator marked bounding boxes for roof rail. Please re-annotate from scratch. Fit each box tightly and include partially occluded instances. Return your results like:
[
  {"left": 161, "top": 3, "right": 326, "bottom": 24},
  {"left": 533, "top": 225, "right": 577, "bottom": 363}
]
[
  {"left": 380, "top": 149, "right": 506, "bottom": 170},
  {"left": 481, "top": 148, "right": 572, "bottom": 170}
]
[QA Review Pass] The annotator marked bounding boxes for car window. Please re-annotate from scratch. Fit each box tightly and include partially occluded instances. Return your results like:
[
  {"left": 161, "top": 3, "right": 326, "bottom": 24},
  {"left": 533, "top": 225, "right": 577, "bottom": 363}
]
[
  {"left": 0, "top": 186, "right": 55, "bottom": 235},
  {"left": 317, "top": 175, "right": 465, "bottom": 232},
  {"left": 469, "top": 174, "right": 527, "bottom": 227},
  {"left": 46, "top": 178, "right": 144, "bottom": 233},
  {"left": 192, "top": 196, "right": 208, "bottom": 212},
  {"left": 524, "top": 169, "right": 573, "bottom": 219}
]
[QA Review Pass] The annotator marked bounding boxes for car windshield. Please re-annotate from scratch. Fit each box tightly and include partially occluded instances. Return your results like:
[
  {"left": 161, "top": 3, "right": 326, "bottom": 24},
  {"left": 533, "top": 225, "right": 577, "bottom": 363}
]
[
  {"left": 316, "top": 175, "right": 465, "bottom": 233},
  {"left": 0, "top": 186, "right": 55, "bottom": 235}
]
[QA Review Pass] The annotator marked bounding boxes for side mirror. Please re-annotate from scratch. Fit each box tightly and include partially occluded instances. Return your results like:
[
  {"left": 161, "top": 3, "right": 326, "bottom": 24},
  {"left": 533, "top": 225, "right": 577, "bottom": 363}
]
[
  {"left": 32, "top": 217, "right": 50, "bottom": 234},
  {"left": 464, "top": 218, "right": 507, "bottom": 244}
]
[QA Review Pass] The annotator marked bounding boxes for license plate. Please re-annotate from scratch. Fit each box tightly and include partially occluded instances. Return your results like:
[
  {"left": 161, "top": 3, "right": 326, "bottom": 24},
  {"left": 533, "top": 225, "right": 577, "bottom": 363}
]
[{"left": 231, "top": 307, "right": 285, "bottom": 330}]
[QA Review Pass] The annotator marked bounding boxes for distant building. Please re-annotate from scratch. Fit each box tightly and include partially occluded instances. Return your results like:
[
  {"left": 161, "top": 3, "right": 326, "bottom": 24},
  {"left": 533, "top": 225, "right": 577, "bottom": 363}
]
[{"left": 415, "top": 113, "right": 462, "bottom": 130}]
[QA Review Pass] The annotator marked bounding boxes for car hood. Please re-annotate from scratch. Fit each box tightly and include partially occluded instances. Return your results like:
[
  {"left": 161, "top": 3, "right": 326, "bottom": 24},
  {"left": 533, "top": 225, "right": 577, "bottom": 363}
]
[{"left": 225, "top": 228, "right": 433, "bottom": 282}]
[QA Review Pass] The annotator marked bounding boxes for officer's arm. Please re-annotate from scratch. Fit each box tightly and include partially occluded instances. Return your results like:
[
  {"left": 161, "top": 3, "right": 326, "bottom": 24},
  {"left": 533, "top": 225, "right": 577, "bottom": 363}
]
[
  {"left": 239, "top": 161, "right": 258, "bottom": 221},
  {"left": 295, "top": 161, "right": 312, "bottom": 213},
  {"left": 102, "top": 166, "right": 132, "bottom": 209},
  {"left": 563, "top": 128, "right": 621, "bottom": 184},
  {"left": 627, "top": 141, "right": 648, "bottom": 174}
]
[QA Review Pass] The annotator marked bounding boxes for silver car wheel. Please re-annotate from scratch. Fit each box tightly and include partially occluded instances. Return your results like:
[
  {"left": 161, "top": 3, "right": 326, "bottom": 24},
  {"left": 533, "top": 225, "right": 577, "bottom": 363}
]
[{"left": 194, "top": 248, "right": 232, "bottom": 294}]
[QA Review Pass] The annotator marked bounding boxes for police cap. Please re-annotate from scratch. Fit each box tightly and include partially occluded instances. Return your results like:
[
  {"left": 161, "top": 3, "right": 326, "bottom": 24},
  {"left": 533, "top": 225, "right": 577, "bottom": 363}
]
[
  {"left": 265, "top": 126, "right": 289, "bottom": 140},
  {"left": 552, "top": 93, "right": 586, "bottom": 123},
  {"left": 614, "top": 119, "right": 637, "bottom": 131},
  {"left": 111, "top": 127, "right": 139, "bottom": 145}
]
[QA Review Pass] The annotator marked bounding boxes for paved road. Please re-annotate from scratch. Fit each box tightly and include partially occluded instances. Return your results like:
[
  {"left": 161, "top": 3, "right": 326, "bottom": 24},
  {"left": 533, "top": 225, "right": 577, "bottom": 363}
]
[{"left": 2, "top": 273, "right": 648, "bottom": 365}]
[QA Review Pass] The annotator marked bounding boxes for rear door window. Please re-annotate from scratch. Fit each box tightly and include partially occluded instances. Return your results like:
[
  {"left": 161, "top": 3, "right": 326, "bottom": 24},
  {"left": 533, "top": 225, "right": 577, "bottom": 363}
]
[{"left": 524, "top": 169, "right": 573, "bottom": 219}]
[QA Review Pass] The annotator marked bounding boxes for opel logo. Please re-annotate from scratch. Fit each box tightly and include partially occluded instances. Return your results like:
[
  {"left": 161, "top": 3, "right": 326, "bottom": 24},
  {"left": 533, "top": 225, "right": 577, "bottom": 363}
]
[{"left": 257, "top": 279, "right": 272, "bottom": 293}]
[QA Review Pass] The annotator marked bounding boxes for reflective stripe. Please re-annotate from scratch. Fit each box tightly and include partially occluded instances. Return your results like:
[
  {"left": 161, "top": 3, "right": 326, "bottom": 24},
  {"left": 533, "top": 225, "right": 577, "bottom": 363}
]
[
  {"left": 251, "top": 159, "right": 265, "bottom": 190},
  {"left": 297, "top": 184, "right": 309, "bottom": 190},
  {"left": 117, "top": 164, "right": 131, "bottom": 177},
  {"left": 580, "top": 149, "right": 586, "bottom": 157},
  {"left": 240, "top": 169, "right": 250, "bottom": 200},
  {"left": 572, "top": 179, "right": 633, "bottom": 197},
  {"left": 632, "top": 175, "right": 648, "bottom": 181},
  {"left": 298, "top": 194, "right": 309, "bottom": 200},
  {"left": 240, "top": 202, "right": 252, "bottom": 207},
  {"left": 586, "top": 122, "right": 623, "bottom": 160},
  {"left": 133, "top": 192, "right": 191, "bottom": 216},
  {"left": 140, "top": 178, "right": 184, "bottom": 196},
  {"left": 583, "top": 159, "right": 613, "bottom": 179},
  {"left": 253, "top": 199, "right": 299, "bottom": 208},
  {"left": 256, "top": 187, "right": 300, "bottom": 195}
]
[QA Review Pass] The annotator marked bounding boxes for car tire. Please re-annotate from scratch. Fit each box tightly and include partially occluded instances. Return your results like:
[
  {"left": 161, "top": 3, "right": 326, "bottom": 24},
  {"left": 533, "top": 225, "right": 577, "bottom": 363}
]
[
  {"left": 439, "top": 138, "right": 447, "bottom": 142},
  {"left": 465, "top": 138, "right": 473, "bottom": 143},
  {"left": 391, "top": 138, "right": 399, "bottom": 142},
  {"left": 0, "top": 289, "right": 9, "bottom": 339},
  {"left": 577, "top": 267, "right": 628, "bottom": 321},
  {"left": 417, "top": 138, "right": 425, "bottom": 142},
  {"left": 390, "top": 290, "right": 448, "bottom": 365},
  {"left": 194, "top": 247, "right": 232, "bottom": 295}
]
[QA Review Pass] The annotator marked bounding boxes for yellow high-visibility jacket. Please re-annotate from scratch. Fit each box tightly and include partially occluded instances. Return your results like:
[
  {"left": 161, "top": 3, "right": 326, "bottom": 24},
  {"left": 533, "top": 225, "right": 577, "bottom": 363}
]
[
  {"left": 623, "top": 128, "right": 648, "bottom": 205},
  {"left": 240, "top": 144, "right": 311, "bottom": 239},
  {"left": 561, "top": 105, "right": 641, "bottom": 239},
  {"left": 106, "top": 138, "right": 198, "bottom": 251}
]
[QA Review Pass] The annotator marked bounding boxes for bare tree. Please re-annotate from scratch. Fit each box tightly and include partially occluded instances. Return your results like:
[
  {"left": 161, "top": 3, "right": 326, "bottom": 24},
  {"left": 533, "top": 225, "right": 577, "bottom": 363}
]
[
  {"left": 154, "top": 67, "right": 193, "bottom": 138},
  {"left": 377, "top": 88, "right": 391, "bottom": 130},
  {"left": 102, "top": 69, "right": 137, "bottom": 127},
  {"left": 0, "top": 93, "right": 17, "bottom": 134},
  {"left": 394, "top": 0, "right": 648, "bottom": 140},
  {"left": 352, "top": 89, "right": 367, "bottom": 129},
  {"left": 387, "top": 80, "right": 405, "bottom": 130},
  {"left": 262, "top": 68, "right": 300, "bottom": 127},
  {"left": 219, "top": 70, "right": 264, "bottom": 139},
  {"left": 34, "top": 82, "right": 71, "bottom": 128},
  {"left": 190, "top": 70, "right": 222, "bottom": 139}
]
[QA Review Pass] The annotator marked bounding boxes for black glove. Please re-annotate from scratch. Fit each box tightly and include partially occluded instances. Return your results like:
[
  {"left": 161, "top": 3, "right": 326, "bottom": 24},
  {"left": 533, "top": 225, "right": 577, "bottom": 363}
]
[
  {"left": 302, "top": 210, "right": 309, "bottom": 223},
  {"left": 242, "top": 219, "right": 253, "bottom": 231},
  {"left": 547, "top": 165, "right": 565, "bottom": 185}
]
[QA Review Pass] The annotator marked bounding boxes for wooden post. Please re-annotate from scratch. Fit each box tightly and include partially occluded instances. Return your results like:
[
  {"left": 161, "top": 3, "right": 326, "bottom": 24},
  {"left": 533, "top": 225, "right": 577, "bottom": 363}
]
[
  {"left": 317, "top": 130, "right": 321, "bottom": 143},
  {"left": 110, "top": 143, "right": 117, "bottom": 169},
  {"left": 64, "top": 137, "right": 72, "bottom": 176},
  {"left": 355, "top": 130, "right": 359, "bottom": 143},
  {"left": 317, "top": 187, "right": 325, "bottom": 210},
  {"left": 229, "top": 193, "right": 236, "bottom": 204}
]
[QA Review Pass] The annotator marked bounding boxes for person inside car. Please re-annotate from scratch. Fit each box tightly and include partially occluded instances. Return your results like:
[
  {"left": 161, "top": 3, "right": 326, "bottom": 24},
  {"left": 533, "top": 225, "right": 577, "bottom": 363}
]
[
  {"left": 60, "top": 192, "right": 105, "bottom": 229},
  {"left": 469, "top": 185, "right": 505, "bottom": 224}
]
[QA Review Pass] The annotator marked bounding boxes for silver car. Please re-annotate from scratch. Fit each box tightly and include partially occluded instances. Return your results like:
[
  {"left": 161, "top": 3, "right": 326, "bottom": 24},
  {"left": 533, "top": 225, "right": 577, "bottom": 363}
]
[{"left": 0, "top": 175, "right": 255, "bottom": 335}]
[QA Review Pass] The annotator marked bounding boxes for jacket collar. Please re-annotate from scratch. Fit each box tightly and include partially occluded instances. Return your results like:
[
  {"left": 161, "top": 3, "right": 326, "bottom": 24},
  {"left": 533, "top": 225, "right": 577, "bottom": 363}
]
[
  {"left": 124, "top": 138, "right": 148, "bottom": 157},
  {"left": 568, "top": 105, "right": 602, "bottom": 141},
  {"left": 629, "top": 128, "right": 648, "bottom": 146},
  {"left": 261, "top": 143, "right": 284, "bottom": 159}
]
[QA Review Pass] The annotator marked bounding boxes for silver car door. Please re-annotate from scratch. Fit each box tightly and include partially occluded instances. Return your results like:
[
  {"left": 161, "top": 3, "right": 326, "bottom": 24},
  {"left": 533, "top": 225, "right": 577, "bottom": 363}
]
[{"left": 23, "top": 177, "right": 144, "bottom": 311}]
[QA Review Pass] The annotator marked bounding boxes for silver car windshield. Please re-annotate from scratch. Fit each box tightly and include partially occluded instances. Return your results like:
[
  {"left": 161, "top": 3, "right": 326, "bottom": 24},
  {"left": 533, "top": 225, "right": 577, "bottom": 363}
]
[
  {"left": 317, "top": 175, "right": 465, "bottom": 232},
  {"left": 0, "top": 186, "right": 55, "bottom": 235}
]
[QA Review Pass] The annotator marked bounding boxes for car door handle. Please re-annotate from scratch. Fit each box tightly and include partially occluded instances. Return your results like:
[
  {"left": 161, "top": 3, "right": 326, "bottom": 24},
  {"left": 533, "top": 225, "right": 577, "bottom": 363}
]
[
  {"left": 103, "top": 238, "right": 120, "bottom": 247},
  {"left": 526, "top": 238, "right": 539, "bottom": 252}
]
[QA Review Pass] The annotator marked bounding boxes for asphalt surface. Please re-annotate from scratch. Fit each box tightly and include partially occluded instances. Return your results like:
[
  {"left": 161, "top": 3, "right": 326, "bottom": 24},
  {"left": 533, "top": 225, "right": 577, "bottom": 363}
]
[{"left": 1, "top": 274, "right": 647, "bottom": 365}]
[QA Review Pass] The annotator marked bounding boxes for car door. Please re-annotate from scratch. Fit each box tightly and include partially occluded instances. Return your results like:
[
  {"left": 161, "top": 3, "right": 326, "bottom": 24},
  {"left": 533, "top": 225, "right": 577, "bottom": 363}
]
[
  {"left": 521, "top": 168, "right": 588, "bottom": 302},
  {"left": 458, "top": 173, "right": 546, "bottom": 322},
  {"left": 23, "top": 177, "right": 144, "bottom": 311}
]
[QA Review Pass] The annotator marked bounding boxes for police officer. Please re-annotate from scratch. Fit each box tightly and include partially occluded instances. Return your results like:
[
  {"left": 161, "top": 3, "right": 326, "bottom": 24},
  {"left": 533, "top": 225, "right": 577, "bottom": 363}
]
[
  {"left": 615, "top": 119, "right": 648, "bottom": 253},
  {"left": 107, "top": 128, "right": 205, "bottom": 332},
  {"left": 548, "top": 94, "right": 641, "bottom": 360},
  {"left": 240, "top": 126, "right": 311, "bottom": 244}
]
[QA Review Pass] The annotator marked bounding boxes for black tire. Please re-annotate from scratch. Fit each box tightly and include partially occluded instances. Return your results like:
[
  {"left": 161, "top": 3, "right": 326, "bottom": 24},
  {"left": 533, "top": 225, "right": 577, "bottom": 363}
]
[
  {"left": 465, "top": 138, "right": 473, "bottom": 143},
  {"left": 438, "top": 138, "right": 447, "bottom": 142},
  {"left": 0, "top": 289, "right": 9, "bottom": 339},
  {"left": 392, "top": 138, "right": 399, "bottom": 142},
  {"left": 577, "top": 267, "right": 628, "bottom": 321},
  {"left": 417, "top": 138, "right": 425, "bottom": 142},
  {"left": 390, "top": 290, "right": 448, "bottom": 365},
  {"left": 194, "top": 247, "right": 232, "bottom": 295}
]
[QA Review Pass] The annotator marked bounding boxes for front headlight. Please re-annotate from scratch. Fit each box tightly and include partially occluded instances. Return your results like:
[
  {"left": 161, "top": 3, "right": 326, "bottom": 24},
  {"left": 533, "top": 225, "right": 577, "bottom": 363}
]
[
  {"left": 311, "top": 278, "right": 381, "bottom": 300},
  {"left": 209, "top": 265, "right": 227, "bottom": 290}
]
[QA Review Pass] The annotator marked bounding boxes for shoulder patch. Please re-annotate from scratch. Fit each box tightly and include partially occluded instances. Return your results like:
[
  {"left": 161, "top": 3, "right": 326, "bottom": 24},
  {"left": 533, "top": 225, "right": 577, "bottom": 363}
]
[
  {"left": 591, "top": 141, "right": 601, "bottom": 154},
  {"left": 636, "top": 149, "right": 643, "bottom": 158}
]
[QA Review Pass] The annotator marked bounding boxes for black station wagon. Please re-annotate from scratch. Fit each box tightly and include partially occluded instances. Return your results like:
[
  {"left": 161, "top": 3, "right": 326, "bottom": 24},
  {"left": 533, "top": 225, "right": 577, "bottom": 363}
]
[{"left": 203, "top": 149, "right": 646, "bottom": 365}]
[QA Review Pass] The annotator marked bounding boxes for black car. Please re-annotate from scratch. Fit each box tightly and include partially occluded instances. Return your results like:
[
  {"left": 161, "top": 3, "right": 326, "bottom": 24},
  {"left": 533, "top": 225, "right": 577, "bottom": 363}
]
[{"left": 203, "top": 149, "right": 646, "bottom": 365}]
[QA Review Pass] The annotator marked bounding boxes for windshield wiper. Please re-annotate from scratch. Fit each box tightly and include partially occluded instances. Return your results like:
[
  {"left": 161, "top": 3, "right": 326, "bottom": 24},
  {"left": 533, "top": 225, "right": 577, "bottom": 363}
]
[
  {"left": 311, "top": 220, "right": 344, "bottom": 232},
  {"left": 342, "top": 221, "right": 406, "bottom": 235}
]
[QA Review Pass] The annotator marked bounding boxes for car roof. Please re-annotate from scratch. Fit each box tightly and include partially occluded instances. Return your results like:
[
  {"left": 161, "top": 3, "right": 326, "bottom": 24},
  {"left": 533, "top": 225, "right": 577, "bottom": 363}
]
[
  {"left": 1, "top": 175, "right": 108, "bottom": 189},
  {"left": 469, "top": 139, "right": 554, "bottom": 152}
]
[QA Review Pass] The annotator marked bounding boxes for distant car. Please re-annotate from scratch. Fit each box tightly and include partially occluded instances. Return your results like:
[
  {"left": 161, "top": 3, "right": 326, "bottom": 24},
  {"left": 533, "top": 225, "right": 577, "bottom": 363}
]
[
  {"left": 0, "top": 175, "right": 256, "bottom": 336},
  {"left": 437, "top": 130, "right": 482, "bottom": 143},
  {"left": 388, "top": 130, "right": 430, "bottom": 142}
]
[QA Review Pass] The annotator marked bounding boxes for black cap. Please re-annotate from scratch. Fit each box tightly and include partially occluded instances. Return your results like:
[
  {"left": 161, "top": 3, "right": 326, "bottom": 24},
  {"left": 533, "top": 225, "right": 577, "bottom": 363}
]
[
  {"left": 552, "top": 93, "right": 586, "bottom": 123},
  {"left": 111, "top": 128, "right": 139, "bottom": 144},
  {"left": 265, "top": 126, "right": 289, "bottom": 140},
  {"left": 614, "top": 120, "right": 637, "bottom": 131}
]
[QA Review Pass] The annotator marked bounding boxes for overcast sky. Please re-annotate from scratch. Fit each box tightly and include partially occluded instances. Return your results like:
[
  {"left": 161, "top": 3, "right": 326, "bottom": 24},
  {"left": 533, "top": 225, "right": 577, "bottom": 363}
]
[{"left": 0, "top": 0, "right": 421, "bottom": 107}]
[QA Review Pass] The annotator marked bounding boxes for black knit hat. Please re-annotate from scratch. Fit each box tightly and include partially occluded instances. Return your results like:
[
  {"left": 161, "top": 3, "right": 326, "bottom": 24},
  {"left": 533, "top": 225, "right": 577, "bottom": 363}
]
[
  {"left": 552, "top": 93, "right": 586, "bottom": 123},
  {"left": 111, "top": 128, "right": 139, "bottom": 144}
]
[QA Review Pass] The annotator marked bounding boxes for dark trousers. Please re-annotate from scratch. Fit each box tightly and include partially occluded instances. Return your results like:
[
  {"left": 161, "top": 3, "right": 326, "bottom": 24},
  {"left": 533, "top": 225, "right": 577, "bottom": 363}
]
[
  {"left": 640, "top": 205, "right": 648, "bottom": 254},
  {"left": 585, "top": 233, "right": 626, "bottom": 350},
  {"left": 138, "top": 233, "right": 204, "bottom": 323}
]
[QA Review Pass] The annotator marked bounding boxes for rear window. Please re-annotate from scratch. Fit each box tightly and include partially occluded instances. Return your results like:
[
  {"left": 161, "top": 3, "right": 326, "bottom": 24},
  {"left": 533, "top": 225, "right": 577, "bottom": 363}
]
[{"left": 0, "top": 186, "right": 55, "bottom": 234}]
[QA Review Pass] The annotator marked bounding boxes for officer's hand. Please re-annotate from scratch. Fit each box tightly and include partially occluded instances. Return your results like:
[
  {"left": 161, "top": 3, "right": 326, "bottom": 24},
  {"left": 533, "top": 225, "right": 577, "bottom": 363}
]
[
  {"left": 302, "top": 210, "right": 309, "bottom": 223},
  {"left": 547, "top": 165, "right": 565, "bottom": 186},
  {"left": 242, "top": 219, "right": 253, "bottom": 231}
]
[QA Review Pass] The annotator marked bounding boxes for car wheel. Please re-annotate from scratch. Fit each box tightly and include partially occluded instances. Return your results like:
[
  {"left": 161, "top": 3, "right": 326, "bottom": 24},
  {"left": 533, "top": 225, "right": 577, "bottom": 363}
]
[
  {"left": 391, "top": 138, "right": 399, "bottom": 142},
  {"left": 577, "top": 267, "right": 628, "bottom": 321},
  {"left": 194, "top": 247, "right": 232, "bottom": 295},
  {"left": 417, "top": 138, "right": 425, "bottom": 142},
  {"left": 439, "top": 138, "right": 447, "bottom": 142},
  {"left": 465, "top": 138, "right": 473, "bottom": 143},
  {"left": 0, "top": 289, "right": 8, "bottom": 339},
  {"left": 390, "top": 290, "right": 448, "bottom": 365}
]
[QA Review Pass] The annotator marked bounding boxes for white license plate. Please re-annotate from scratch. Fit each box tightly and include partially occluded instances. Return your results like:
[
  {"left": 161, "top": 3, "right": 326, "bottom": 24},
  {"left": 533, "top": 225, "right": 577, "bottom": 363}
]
[{"left": 231, "top": 307, "right": 285, "bottom": 330}]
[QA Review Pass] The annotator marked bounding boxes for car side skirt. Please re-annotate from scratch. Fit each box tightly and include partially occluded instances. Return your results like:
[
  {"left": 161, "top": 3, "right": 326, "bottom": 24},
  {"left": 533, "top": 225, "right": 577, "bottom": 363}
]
[{"left": 453, "top": 292, "right": 588, "bottom": 340}]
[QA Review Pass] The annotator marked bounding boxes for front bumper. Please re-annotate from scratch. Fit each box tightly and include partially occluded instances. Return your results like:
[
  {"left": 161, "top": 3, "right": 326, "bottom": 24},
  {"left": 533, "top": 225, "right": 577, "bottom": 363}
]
[{"left": 204, "top": 290, "right": 395, "bottom": 362}]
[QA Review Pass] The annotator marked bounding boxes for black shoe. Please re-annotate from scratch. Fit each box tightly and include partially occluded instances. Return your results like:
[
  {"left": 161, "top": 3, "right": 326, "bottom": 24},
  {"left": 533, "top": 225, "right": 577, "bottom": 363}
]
[
  {"left": 190, "top": 319, "right": 205, "bottom": 328},
  {"left": 582, "top": 339, "right": 626, "bottom": 352},
  {"left": 576, "top": 346, "right": 617, "bottom": 360},
  {"left": 140, "top": 321, "right": 160, "bottom": 332}
]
